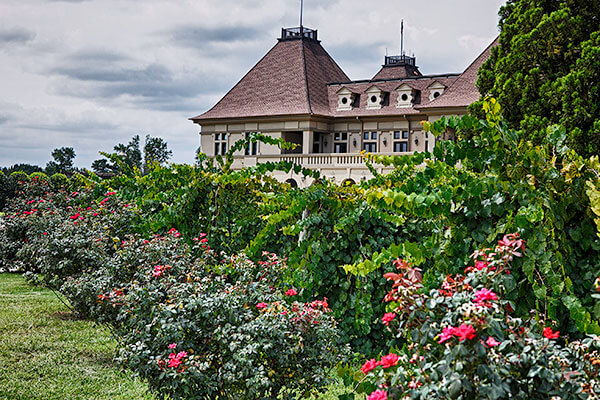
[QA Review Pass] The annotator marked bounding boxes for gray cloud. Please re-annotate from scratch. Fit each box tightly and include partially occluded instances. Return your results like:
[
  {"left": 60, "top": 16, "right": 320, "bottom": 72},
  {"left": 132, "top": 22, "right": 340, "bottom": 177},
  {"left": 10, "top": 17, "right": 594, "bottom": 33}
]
[
  {"left": 169, "top": 25, "right": 265, "bottom": 46},
  {"left": 0, "top": 27, "right": 36, "bottom": 45},
  {"left": 52, "top": 63, "right": 171, "bottom": 83},
  {"left": 0, "top": 0, "right": 504, "bottom": 168}
]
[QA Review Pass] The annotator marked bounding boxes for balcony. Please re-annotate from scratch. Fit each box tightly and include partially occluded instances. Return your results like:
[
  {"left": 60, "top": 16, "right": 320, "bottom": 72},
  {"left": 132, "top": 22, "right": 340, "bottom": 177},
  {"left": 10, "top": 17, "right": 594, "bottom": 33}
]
[{"left": 230, "top": 152, "right": 408, "bottom": 170}]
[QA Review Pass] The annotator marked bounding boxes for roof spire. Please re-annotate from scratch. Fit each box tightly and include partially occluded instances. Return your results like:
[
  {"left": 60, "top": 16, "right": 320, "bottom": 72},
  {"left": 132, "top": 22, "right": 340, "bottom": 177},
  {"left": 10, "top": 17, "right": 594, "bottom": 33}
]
[
  {"left": 400, "top": 19, "right": 404, "bottom": 56},
  {"left": 300, "top": 0, "right": 304, "bottom": 28}
]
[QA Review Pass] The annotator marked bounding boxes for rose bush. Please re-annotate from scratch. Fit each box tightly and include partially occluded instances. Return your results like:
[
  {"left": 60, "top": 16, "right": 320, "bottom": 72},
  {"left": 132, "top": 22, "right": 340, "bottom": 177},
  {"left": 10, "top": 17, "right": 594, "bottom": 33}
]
[
  {"left": 351, "top": 234, "right": 600, "bottom": 399},
  {"left": 111, "top": 251, "right": 347, "bottom": 399}
]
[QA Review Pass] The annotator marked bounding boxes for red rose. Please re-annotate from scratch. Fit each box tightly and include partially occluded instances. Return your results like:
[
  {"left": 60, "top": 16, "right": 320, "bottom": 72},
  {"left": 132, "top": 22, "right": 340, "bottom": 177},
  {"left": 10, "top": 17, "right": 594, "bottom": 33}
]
[
  {"left": 543, "top": 327, "right": 560, "bottom": 339},
  {"left": 379, "top": 353, "right": 399, "bottom": 368}
]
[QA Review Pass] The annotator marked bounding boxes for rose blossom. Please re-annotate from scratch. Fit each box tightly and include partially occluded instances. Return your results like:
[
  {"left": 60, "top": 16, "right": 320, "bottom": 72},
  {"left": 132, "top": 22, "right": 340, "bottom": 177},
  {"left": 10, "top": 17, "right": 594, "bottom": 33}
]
[
  {"left": 543, "top": 327, "right": 560, "bottom": 339},
  {"left": 485, "top": 336, "right": 501, "bottom": 347},
  {"left": 438, "top": 326, "right": 456, "bottom": 344},
  {"left": 360, "top": 358, "right": 379, "bottom": 374},
  {"left": 285, "top": 288, "right": 298, "bottom": 296},
  {"left": 367, "top": 390, "right": 388, "bottom": 400},
  {"left": 168, "top": 343, "right": 177, "bottom": 349},
  {"left": 454, "top": 324, "right": 477, "bottom": 341},
  {"left": 379, "top": 353, "right": 399, "bottom": 368},
  {"left": 381, "top": 312, "right": 396, "bottom": 326},
  {"left": 256, "top": 302, "right": 268, "bottom": 309}
]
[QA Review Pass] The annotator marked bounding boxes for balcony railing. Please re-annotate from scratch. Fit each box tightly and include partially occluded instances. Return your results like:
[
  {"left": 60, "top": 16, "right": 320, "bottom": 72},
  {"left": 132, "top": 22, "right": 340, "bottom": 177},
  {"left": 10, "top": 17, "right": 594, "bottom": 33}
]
[{"left": 230, "top": 152, "right": 409, "bottom": 169}]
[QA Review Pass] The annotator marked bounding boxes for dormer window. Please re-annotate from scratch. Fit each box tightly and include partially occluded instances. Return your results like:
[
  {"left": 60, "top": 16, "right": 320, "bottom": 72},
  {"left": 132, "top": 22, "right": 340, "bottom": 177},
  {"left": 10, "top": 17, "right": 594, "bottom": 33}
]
[
  {"left": 365, "top": 85, "right": 386, "bottom": 110},
  {"left": 336, "top": 87, "right": 357, "bottom": 111},
  {"left": 396, "top": 83, "right": 417, "bottom": 108},
  {"left": 427, "top": 81, "right": 447, "bottom": 101}
]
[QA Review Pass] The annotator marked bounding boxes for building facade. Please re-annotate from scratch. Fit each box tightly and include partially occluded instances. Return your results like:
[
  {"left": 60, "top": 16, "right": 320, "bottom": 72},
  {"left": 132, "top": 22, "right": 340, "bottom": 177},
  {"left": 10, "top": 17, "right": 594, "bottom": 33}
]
[{"left": 191, "top": 26, "right": 496, "bottom": 187}]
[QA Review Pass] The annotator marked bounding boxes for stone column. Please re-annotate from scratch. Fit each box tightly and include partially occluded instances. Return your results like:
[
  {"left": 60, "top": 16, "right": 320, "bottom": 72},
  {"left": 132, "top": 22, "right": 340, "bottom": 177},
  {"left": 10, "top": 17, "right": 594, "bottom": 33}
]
[{"left": 302, "top": 130, "right": 314, "bottom": 154}]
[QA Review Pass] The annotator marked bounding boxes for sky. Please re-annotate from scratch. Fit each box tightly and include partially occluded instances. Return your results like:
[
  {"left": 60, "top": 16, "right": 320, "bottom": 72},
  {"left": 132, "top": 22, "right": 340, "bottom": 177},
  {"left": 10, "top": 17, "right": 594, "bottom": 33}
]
[{"left": 0, "top": 0, "right": 505, "bottom": 168}]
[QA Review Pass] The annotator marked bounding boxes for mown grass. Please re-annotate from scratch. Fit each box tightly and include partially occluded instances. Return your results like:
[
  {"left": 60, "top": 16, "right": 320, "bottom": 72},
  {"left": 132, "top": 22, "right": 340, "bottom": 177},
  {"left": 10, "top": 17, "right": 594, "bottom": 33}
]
[
  {"left": 0, "top": 273, "right": 154, "bottom": 400},
  {"left": 0, "top": 273, "right": 353, "bottom": 399}
]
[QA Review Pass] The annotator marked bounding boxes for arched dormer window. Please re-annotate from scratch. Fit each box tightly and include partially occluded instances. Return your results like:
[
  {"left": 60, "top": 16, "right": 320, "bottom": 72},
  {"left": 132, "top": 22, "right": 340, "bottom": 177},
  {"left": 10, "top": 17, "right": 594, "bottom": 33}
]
[
  {"left": 365, "top": 85, "right": 386, "bottom": 110},
  {"left": 336, "top": 87, "right": 357, "bottom": 111},
  {"left": 396, "top": 83, "right": 418, "bottom": 108},
  {"left": 427, "top": 81, "right": 446, "bottom": 102}
]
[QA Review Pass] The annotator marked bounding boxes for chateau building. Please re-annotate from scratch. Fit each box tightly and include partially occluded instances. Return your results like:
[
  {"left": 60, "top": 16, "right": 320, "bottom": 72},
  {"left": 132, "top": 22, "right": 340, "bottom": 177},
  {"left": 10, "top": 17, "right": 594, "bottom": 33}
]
[{"left": 191, "top": 26, "right": 496, "bottom": 186}]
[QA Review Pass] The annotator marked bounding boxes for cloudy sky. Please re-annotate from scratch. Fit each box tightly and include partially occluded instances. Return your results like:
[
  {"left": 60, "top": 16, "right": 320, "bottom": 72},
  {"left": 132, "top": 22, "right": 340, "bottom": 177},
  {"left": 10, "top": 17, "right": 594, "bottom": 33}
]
[{"left": 0, "top": 0, "right": 505, "bottom": 168}]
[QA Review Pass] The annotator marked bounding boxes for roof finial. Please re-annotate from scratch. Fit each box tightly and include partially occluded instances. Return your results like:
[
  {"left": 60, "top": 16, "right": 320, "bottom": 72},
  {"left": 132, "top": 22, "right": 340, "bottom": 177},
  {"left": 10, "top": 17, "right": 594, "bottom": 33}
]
[
  {"left": 300, "top": 0, "right": 304, "bottom": 28},
  {"left": 400, "top": 19, "right": 404, "bottom": 56}
]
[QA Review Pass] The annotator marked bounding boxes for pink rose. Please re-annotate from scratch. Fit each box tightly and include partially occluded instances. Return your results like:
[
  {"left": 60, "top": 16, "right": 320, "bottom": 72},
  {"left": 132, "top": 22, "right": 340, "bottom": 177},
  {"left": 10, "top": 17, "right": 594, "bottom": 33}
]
[
  {"left": 285, "top": 288, "right": 298, "bottom": 296},
  {"left": 454, "top": 324, "right": 477, "bottom": 341},
  {"left": 367, "top": 390, "right": 388, "bottom": 400},
  {"left": 360, "top": 358, "right": 379, "bottom": 374},
  {"left": 485, "top": 337, "right": 501, "bottom": 347},
  {"left": 474, "top": 288, "right": 498, "bottom": 303},
  {"left": 256, "top": 302, "right": 268, "bottom": 309},
  {"left": 438, "top": 326, "right": 456, "bottom": 344},
  {"left": 381, "top": 312, "right": 396, "bottom": 326},
  {"left": 168, "top": 343, "right": 177, "bottom": 349},
  {"left": 379, "top": 353, "right": 399, "bottom": 368}
]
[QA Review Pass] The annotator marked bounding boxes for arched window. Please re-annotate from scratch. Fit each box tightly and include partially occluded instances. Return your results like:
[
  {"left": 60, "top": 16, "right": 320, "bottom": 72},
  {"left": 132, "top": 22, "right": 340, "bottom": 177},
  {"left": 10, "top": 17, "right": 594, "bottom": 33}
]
[{"left": 285, "top": 178, "right": 298, "bottom": 188}]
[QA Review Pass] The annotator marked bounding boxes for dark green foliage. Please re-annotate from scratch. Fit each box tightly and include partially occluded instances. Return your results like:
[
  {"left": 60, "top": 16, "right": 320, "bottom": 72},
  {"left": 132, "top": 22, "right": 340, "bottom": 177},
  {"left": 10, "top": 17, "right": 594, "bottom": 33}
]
[
  {"left": 1, "top": 163, "right": 43, "bottom": 175},
  {"left": 46, "top": 147, "right": 76, "bottom": 175},
  {"left": 93, "top": 135, "right": 172, "bottom": 175},
  {"left": 143, "top": 135, "right": 172, "bottom": 174},
  {"left": 476, "top": 0, "right": 600, "bottom": 156}
]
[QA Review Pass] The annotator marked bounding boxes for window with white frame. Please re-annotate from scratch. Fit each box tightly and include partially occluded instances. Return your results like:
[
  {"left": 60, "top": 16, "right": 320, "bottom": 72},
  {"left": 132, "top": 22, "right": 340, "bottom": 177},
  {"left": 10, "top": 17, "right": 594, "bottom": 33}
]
[
  {"left": 362, "top": 131, "right": 378, "bottom": 152},
  {"left": 214, "top": 133, "right": 228, "bottom": 155},
  {"left": 333, "top": 132, "right": 348, "bottom": 153},
  {"left": 244, "top": 132, "right": 258, "bottom": 155},
  {"left": 393, "top": 130, "right": 409, "bottom": 152}
]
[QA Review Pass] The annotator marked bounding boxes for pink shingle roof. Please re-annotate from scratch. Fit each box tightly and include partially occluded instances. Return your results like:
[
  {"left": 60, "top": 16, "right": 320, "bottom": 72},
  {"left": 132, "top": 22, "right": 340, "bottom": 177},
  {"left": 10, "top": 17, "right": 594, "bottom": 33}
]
[
  {"left": 191, "top": 38, "right": 349, "bottom": 121},
  {"left": 372, "top": 64, "right": 422, "bottom": 80},
  {"left": 418, "top": 37, "right": 499, "bottom": 109},
  {"left": 328, "top": 75, "right": 459, "bottom": 117}
]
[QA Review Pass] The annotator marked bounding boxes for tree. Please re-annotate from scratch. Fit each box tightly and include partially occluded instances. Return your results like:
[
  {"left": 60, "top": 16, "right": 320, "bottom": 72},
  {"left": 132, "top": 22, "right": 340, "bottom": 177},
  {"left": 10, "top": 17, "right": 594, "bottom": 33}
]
[
  {"left": 90, "top": 159, "right": 118, "bottom": 175},
  {"left": 143, "top": 135, "right": 172, "bottom": 174},
  {"left": 92, "top": 135, "right": 172, "bottom": 175},
  {"left": 114, "top": 135, "right": 142, "bottom": 171},
  {"left": 45, "top": 147, "right": 76, "bottom": 175},
  {"left": 2, "top": 164, "right": 43, "bottom": 175},
  {"left": 476, "top": 0, "right": 600, "bottom": 156}
]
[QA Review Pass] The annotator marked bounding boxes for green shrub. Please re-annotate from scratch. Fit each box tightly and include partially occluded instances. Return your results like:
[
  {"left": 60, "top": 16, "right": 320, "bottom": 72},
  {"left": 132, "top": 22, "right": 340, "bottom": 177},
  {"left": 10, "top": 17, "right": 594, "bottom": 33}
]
[
  {"left": 9, "top": 171, "right": 28, "bottom": 182},
  {"left": 50, "top": 173, "right": 69, "bottom": 189},
  {"left": 29, "top": 172, "right": 49, "bottom": 182}
]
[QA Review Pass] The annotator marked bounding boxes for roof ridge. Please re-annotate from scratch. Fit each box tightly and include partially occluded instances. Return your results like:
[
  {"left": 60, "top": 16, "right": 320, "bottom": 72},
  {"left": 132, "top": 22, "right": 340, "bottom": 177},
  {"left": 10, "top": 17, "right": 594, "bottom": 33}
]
[
  {"left": 190, "top": 42, "right": 280, "bottom": 120},
  {"left": 301, "top": 40, "right": 313, "bottom": 115},
  {"left": 432, "top": 36, "right": 499, "bottom": 100}
]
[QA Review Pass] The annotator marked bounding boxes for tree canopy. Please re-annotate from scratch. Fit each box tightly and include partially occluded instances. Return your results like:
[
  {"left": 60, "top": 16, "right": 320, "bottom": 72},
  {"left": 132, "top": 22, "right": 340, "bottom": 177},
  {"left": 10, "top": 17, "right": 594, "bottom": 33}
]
[
  {"left": 45, "top": 147, "right": 76, "bottom": 175},
  {"left": 477, "top": 0, "right": 600, "bottom": 156},
  {"left": 92, "top": 135, "right": 172, "bottom": 175}
]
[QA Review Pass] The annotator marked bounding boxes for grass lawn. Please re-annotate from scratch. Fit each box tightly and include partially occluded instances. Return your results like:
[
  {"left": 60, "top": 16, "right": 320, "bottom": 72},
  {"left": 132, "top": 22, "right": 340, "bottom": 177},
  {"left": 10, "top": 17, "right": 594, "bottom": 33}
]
[
  {"left": 0, "top": 273, "right": 353, "bottom": 399},
  {"left": 0, "top": 273, "right": 154, "bottom": 400}
]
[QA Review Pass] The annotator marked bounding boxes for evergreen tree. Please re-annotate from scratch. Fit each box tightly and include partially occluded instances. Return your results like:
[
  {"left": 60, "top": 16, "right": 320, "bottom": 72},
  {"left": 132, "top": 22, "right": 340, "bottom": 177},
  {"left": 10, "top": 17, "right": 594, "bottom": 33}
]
[
  {"left": 477, "top": 0, "right": 600, "bottom": 156},
  {"left": 45, "top": 147, "right": 76, "bottom": 175},
  {"left": 143, "top": 135, "right": 172, "bottom": 174}
]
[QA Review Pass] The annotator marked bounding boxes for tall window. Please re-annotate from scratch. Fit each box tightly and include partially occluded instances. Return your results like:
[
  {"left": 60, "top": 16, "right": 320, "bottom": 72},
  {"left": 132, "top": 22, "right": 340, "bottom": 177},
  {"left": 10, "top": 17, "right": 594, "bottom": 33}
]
[
  {"left": 245, "top": 132, "right": 258, "bottom": 155},
  {"left": 393, "top": 130, "right": 409, "bottom": 153},
  {"left": 333, "top": 132, "right": 348, "bottom": 153},
  {"left": 214, "top": 133, "right": 227, "bottom": 155},
  {"left": 362, "top": 131, "right": 377, "bottom": 152}
]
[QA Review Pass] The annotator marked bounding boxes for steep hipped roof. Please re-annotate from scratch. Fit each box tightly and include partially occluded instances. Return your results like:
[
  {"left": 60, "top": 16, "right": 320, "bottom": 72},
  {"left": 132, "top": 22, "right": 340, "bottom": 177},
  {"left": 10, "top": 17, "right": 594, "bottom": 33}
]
[
  {"left": 191, "top": 36, "right": 349, "bottom": 121},
  {"left": 419, "top": 37, "right": 499, "bottom": 109},
  {"left": 372, "top": 64, "right": 422, "bottom": 80}
]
